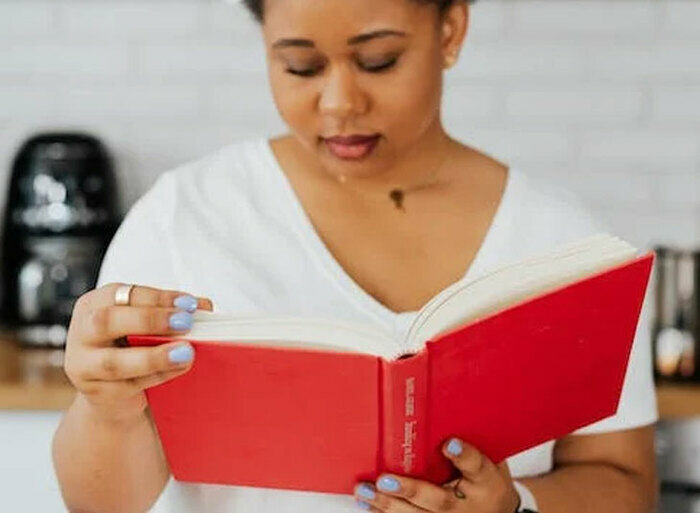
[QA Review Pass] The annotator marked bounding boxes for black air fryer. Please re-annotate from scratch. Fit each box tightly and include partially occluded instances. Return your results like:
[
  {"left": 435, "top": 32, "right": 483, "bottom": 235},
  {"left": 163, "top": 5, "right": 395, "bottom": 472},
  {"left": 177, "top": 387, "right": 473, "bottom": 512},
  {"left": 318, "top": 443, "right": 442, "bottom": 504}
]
[{"left": 1, "top": 133, "right": 121, "bottom": 347}]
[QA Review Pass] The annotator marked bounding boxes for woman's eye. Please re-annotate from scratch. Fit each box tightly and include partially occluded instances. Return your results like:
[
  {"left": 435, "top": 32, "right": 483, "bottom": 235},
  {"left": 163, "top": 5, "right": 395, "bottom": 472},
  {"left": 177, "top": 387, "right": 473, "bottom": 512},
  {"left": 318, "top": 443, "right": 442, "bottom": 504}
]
[
  {"left": 285, "top": 67, "right": 321, "bottom": 77},
  {"left": 360, "top": 58, "right": 398, "bottom": 73},
  {"left": 285, "top": 57, "right": 399, "bottom": 78}
]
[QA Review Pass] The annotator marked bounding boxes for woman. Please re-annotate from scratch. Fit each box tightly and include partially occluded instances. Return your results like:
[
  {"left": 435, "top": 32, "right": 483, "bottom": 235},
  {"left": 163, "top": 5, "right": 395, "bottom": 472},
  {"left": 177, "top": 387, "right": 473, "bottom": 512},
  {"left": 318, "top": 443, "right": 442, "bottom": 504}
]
[{"left": 52, "top": 0, "right": 659, "bottom": 512}]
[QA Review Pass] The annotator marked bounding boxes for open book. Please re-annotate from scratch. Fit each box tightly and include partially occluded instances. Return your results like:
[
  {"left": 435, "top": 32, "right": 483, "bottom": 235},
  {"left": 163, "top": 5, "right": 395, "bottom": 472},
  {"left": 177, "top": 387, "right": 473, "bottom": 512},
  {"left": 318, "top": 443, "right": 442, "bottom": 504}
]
[{"left": 129, "top": 233, "right": 655, "bottom": 495}]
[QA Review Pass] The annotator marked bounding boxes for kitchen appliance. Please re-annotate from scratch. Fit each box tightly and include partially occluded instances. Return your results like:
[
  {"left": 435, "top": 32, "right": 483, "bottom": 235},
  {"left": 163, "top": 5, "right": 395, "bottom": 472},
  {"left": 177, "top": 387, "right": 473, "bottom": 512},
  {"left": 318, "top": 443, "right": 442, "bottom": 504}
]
[
  {"left": 0, "top": 133, "right": 121, "bottom": 347},
  {"left": 653, "top": 247, "right": 700, "bottom": 382},
  {"left": 657, "top": 419, "right": 700, "bottom": 513}
]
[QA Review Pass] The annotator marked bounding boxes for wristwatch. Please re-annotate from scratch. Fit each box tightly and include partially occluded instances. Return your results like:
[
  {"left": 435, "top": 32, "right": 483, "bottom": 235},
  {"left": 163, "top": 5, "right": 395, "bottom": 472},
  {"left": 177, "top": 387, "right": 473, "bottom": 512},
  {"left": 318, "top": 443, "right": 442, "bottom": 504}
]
[{"left": 513, "top": 481, "right": 539, "bottom": 513}]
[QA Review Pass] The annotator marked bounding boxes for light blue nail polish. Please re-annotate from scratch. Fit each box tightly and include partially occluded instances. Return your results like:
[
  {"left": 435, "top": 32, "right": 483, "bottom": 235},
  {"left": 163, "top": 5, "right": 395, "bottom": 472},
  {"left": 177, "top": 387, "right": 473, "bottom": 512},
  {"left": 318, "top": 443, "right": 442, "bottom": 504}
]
[
  {"left": 356, "top": 499, "right": 372, "bottom": 510},
  {"left": 169, "top": 311, "right": 193, "bottom": 331},
  {"left": 447, "top": 438, "right": 463, "bottom": 456},
  {"left": 168, "top": 344, "right": 194, "bottom": 364},
  {"left": 356, "top": 483, "right": 376, "bottom": 500},
  {"left": 377, "top": 475, "right": 400, "bottom": 492},
  {"left": 174, "top": 295, "right": 198, "bottom": 313}
]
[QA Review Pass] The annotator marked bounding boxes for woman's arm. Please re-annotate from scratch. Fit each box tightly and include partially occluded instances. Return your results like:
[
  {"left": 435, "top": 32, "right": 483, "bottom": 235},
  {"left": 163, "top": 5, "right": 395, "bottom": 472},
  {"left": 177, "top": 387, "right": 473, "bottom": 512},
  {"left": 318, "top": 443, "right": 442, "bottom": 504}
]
[
  {"left": 53, "top": 395, "right": 169, "bottom": 513},
  {"left": 518, "top": 425, "right": 658, "bottom": 513},
  {"left": 52, "top": 284, "right": 213, "bottom": 513}
]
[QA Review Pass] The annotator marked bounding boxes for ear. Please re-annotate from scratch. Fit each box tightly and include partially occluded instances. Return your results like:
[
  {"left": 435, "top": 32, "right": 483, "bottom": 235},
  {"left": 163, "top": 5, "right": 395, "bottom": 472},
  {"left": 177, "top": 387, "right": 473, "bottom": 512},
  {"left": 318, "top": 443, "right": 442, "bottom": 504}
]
[{"left": 440, "top": 1, "right": 469, "bottom": 69}]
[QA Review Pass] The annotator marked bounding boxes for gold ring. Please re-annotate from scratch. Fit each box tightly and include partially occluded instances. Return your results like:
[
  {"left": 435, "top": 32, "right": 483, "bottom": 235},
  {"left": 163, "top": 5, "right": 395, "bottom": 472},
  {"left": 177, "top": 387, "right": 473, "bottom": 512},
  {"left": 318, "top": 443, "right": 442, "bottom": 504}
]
[
  {"left": 453, "top": 479, "right": 466, "bottom": 499},
  {"left": 114, "top": 284, "right": 135, "bottom": 306}
]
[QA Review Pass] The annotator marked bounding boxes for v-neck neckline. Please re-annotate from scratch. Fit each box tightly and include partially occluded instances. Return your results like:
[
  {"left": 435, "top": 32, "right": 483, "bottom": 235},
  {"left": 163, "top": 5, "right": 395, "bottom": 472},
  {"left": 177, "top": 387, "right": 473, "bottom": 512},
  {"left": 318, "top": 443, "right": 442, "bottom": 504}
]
[{"left": 258, "top": 138, "right": 517, "bottom": 330}]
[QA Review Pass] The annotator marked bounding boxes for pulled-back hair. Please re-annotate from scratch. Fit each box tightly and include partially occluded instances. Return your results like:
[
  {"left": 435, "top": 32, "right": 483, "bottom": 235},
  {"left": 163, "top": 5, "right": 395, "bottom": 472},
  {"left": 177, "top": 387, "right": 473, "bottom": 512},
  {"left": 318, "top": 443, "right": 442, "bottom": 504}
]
[{"left": 242, "top": 0, "right": 473, "bottom": 23}]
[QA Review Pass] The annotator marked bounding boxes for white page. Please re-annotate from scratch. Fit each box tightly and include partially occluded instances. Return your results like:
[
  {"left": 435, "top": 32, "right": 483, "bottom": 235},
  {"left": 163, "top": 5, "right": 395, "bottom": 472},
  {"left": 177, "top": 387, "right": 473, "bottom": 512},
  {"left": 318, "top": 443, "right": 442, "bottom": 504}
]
[
  {"left": 186, "top": 313, "right": 401, "bottom": 359},
  {"left": 404, "top": 233, "right": 638, "bottom": 349}
]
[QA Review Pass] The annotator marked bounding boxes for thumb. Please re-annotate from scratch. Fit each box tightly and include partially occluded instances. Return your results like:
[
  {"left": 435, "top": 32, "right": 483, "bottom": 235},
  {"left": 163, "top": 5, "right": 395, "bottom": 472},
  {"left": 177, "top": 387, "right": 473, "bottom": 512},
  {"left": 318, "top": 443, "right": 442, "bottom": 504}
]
[
  {"left": 442, "top": 437, "right": 496, "bottom": 482},
  {"left": 496, "top": 460, "right": 513, "bottom": 481}
]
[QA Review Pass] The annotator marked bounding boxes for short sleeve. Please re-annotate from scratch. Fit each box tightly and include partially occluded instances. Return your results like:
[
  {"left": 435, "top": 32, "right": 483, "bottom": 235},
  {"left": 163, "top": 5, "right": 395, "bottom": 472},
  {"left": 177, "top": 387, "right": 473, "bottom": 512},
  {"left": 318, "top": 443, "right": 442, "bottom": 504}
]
[{"left": 96, "top": 172, "right": 179, "bottom": 291}]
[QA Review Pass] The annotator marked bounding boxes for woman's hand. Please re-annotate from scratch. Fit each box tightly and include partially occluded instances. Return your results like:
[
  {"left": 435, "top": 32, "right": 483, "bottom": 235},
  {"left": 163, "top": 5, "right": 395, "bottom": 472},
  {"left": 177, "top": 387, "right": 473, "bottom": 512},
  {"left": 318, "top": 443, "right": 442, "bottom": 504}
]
[
  {"left": 354, "top": 438, "right": 520, "bottom": 513},
  {"left": 63, "top": 283, "right": 213, "bottom": 426}
]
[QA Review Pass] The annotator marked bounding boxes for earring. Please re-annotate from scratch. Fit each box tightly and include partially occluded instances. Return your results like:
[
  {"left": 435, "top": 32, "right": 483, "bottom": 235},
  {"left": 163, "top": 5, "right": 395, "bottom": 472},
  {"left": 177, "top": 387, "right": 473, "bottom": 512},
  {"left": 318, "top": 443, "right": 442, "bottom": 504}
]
[{"left": 444, "top": 53, "right": 457, "bottom": 69}]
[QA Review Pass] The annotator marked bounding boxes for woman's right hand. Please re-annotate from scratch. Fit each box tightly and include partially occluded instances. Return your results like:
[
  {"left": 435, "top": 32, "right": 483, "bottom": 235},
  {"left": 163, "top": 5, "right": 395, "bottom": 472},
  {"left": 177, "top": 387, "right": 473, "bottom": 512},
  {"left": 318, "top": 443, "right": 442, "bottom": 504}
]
[{"left": 64, "top": 283, "right": 214, "bottom": 426}]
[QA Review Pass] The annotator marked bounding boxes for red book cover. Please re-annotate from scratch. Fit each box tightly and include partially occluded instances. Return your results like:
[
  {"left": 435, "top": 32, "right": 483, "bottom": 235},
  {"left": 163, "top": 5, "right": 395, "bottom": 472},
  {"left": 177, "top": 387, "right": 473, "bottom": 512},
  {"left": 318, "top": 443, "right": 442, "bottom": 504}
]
[{"left": 128, "top": 252, "right": 654, "bottom": 495}]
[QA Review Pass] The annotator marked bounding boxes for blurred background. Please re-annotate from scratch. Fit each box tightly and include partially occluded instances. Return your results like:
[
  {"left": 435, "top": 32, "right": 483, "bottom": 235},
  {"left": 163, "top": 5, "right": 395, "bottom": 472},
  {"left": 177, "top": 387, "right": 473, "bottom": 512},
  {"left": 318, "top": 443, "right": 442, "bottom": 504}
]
[{"left": 0, "top": 0, "right": 698, "bottom": 511}]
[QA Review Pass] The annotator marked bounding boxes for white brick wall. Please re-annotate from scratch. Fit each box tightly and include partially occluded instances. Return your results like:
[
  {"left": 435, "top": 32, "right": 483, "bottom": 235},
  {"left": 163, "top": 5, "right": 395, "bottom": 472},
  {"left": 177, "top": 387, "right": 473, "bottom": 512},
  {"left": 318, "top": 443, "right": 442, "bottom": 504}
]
[
  {"left": 57, "top": 3, "right": 201, "bottom": 36},
  {"left": 0, "top": 3, "right": 55, "bottom": 36},
  {"left": 664, "top": 1, "right": 700, "bottom": 34},
  {"left": 0, "top": 0, "right": 699, "bottom": 250},
  {"left": 509, "top": 1, "right": 658, "bottom": 35},
  {"left": 504, "top": 88, "right": 645, "bottom": 126}
]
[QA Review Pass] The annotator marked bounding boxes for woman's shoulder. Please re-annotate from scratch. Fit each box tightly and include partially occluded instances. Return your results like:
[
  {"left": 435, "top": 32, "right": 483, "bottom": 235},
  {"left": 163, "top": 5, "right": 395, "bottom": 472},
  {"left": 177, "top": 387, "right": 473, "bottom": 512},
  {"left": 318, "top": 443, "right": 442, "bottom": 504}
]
[
  {"left": 97, "top": 137, "right": 275, "bottom": 288},
  {"left": 107, "top": 136, "right": 277, "bottom": 254},
  {"left": 162, "top": 136, "right": 271, "bottom": 192},
  {"left": 135, "top": 136, "right": 275, "bottom": 215}
]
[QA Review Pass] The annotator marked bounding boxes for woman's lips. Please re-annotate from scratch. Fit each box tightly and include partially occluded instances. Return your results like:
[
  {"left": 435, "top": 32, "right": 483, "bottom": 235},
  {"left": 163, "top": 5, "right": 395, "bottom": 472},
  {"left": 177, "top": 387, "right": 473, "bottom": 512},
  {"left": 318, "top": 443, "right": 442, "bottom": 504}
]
[{"left": 323, "top": 134, "right": 380, "bottom": 160}]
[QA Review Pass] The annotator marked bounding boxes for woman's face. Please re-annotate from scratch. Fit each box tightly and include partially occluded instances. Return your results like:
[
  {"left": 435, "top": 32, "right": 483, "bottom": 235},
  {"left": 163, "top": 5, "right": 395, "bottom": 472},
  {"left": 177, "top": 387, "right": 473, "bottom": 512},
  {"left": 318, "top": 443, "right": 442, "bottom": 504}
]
[{"left": 262, "top": 0, "right": 467, "bottom": 181}]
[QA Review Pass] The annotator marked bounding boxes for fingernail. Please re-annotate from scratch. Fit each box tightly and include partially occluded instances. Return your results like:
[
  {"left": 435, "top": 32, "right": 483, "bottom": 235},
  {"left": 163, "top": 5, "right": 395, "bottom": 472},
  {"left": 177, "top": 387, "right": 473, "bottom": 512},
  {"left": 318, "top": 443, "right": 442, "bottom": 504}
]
[
  {"left": 355, "top": 483, "right": 376, "bottom": 500},
  {"left": 169, "top": 311, "right": 193, "bottom": 331},
  {"left": 356, "top": 500, "right": 372, "bottom": 510},
  {"left": 376, "top": 475, "right": 400, "bottom": 492},
  {"left": 168, "top": 344, "right": 194, "bottom": 364},
  {"left": 174, "top": 295, "right": 198, "bottom": 313},
  {"left": 447, "top": 438, "right": 463, "bottom": 456}
]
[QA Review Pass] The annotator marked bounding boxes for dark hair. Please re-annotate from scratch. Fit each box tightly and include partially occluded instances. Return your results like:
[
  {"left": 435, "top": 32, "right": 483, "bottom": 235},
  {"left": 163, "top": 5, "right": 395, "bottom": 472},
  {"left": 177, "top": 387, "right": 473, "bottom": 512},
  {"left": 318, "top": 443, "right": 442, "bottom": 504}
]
[{"left": 242, "top": 0, "right": 472, "bottom": 24}]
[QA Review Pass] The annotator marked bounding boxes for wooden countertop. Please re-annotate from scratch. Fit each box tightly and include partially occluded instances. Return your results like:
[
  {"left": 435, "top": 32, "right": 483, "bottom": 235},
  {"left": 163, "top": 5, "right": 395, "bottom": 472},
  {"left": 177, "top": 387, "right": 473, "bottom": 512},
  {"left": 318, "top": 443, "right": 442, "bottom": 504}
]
[
  {"left": 656, "top": 383, "right": 700, "bottom": 420},
  {"left": 0, "top": 337, "right": 699, "bottom": 417},
  {"left": 0, "top": 336, "right": 75, "bottom": 410}
]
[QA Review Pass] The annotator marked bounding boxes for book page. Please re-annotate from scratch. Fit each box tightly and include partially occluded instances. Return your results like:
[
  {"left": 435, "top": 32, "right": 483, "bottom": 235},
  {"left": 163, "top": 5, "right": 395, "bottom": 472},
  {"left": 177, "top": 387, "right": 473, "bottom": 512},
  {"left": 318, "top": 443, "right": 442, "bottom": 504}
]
[
  {"left": 405, "top": 234, "right": 638, "bottom": 349},
  {"left": 184, "top": 313, "right": 403, "bottom": 359}
]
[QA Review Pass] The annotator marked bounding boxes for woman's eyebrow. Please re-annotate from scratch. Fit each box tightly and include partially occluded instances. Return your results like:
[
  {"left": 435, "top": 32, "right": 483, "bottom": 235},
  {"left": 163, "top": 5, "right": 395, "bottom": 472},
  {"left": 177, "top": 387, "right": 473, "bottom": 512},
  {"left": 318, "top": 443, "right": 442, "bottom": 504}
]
[
  {"left": 272, "top": 29, "right": 408, "bottom": 49},
  {"left": 347, "top": 29, "right": 408, "bottom": 45}
]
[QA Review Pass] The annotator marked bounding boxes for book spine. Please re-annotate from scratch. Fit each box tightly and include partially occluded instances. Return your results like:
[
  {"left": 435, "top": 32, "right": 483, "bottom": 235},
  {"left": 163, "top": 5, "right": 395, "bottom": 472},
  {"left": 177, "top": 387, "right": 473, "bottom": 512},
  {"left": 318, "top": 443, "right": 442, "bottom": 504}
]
[{"left": 379, "top": 351, "right": 430, "bottom": 478}]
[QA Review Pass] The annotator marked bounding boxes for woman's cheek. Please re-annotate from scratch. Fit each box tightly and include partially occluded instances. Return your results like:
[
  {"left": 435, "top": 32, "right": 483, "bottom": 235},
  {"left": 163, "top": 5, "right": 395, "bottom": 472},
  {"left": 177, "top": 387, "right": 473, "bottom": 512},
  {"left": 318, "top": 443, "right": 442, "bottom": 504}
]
[
  {"left": 378, "top": 81, "right": 440, "bottom": 146},
  {"left": 270, "top": 80, "right": 317, "bottom": 136}
]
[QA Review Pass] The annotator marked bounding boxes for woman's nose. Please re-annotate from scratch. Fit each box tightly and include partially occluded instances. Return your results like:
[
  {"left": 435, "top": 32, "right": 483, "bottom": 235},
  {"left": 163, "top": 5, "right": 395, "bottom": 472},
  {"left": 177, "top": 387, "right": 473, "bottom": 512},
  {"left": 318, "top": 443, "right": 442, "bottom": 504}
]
[{"left": 318, "top": 65, "right": 367, "bottom": 119}]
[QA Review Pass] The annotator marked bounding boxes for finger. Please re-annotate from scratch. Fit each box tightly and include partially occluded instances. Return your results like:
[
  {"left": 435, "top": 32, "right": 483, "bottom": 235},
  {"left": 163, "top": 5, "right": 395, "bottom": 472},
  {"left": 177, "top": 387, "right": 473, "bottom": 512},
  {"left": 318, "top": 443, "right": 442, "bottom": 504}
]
[
  {"left": 354, "top": 481, "right": 422, "bottom": 513},
  {"left": 85, "top": 283, "right": 214, "bottom": 312},
  {"left": 441, "top": 478, "right": 475, "bottom": 502},
  {"left": 496, "top": 461, "right": 513, "bottom": 482},
  {"left": 125, "top": 284, "right": 214, "bottom": 312},
  {"left": 83, "top": 365, "right": 191, "bottom": 398},
  {"left": 365, "top": 474, "right": 460, "bottom": 512},
  {"left": 78, "top": 306, "right": 194, "bottom": 346},
  {"left": 130, "top": 365, "right": 192, "bottom": 390},
  {"left": 198, "top": 298, "right": 215, "bottom": 312},
  {"left": 76, "top": 342, "right": 194, "bottom": 381},
  {"left": 443, "top": 438, "right": 497, "bottom": 483},
  {"left": 354, "top": 497, "right": 379, "bottom": 512}
]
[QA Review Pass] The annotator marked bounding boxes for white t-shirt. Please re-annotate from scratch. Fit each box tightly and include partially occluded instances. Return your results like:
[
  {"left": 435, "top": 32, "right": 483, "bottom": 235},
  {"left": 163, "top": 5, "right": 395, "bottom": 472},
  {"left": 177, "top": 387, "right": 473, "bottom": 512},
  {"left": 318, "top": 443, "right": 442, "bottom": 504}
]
[{"left": 97, "top": 138, "right": 657, "bottom": 513}]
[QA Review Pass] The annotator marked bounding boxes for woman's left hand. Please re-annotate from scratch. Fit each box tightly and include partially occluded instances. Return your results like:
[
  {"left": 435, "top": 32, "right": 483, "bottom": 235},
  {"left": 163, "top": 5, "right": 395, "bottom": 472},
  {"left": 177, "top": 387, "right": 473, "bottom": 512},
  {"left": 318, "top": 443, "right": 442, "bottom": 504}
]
[{"left": 354, "top": 438, "right": 520, "bottom": 513}]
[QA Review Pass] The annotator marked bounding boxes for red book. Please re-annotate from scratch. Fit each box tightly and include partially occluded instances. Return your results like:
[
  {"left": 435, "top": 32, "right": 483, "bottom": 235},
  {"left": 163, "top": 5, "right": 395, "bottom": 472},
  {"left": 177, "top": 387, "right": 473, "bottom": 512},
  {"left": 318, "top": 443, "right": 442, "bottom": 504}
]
[{"left": 129, "top": 234, "right": 654, "bottom": 495}]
